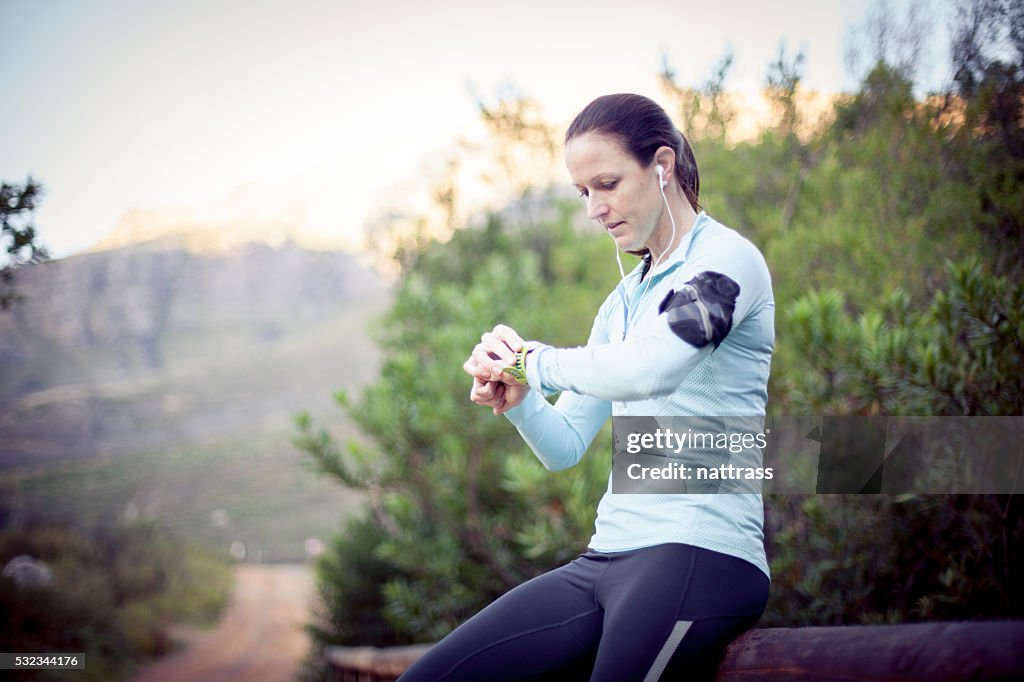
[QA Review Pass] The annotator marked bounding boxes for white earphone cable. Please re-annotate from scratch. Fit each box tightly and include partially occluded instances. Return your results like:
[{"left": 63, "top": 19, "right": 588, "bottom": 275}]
[
  {"left": 635, "top": 168, "right": 677, "bottom": 304},
  {"left": 619, "top": 166, "right": 678, "bottom": 337}
]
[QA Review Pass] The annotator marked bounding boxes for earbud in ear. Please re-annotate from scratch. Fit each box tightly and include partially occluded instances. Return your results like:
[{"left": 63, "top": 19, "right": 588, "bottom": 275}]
[{"left": 656, "top": 164, "right": 666, "bottom": 188}]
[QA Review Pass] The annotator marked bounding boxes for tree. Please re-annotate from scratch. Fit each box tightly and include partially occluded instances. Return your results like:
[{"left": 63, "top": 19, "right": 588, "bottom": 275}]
[
  {"left": 844, "top": 0, "right": 933, "bottom": 87},
  {"left": 946, "top": 0, "right": 1024, "bottom": 269},
  {"left": 760, "top": 1, "right": 1024, "bottom": 627},
  {"left": 1, "top": 177, "right": 49, "bottom": 310},
  {"left": 766, "top": 43, "right": 807, "bottom": 141},
  {"left": 659, "top": 49, "right": 736, "bottom": 145}
]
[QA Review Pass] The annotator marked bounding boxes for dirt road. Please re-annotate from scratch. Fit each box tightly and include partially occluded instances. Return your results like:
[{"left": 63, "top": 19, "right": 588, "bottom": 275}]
[{"left": 132, "top": 564, "right": 315, "bottom": 682}]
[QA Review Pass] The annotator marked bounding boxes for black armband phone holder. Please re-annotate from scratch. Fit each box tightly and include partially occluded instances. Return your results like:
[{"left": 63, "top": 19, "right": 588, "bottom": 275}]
[{"left": 658, "top": 271, "right": 740, "bottom": 348}]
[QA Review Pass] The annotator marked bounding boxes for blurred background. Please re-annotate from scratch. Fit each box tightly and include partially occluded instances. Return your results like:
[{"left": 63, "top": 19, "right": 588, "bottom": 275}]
[{"left": 1, "top": 0, "right": 1022, "bottom": 680}]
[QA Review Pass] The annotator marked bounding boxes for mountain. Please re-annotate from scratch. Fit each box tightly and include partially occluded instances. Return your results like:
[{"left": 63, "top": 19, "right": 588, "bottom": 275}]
[{"left": 0, "top": 238, "right": 390, "bottom": 560}]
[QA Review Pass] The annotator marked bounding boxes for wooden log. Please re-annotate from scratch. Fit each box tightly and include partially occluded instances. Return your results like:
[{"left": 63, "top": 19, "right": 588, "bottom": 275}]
[
  {"left": 327, "top": 644, "right": 432, "bottom": 681},
  {"left": 326, "top": 621, "right": 1024, "bottom": 681},
  {"left": 717, "top": 621, "right": 1024, "bottom": 681}
]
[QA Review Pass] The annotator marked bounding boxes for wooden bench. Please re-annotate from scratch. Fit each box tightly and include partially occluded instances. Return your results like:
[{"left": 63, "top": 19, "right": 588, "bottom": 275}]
[{"left": 326, "top": 620, "right": 1024, "bottom": 681}]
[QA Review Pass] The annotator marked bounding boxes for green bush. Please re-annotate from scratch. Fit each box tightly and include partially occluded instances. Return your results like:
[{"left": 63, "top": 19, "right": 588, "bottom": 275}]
[{"left": 0, "top": 521, "right": 231, "bottom": 681}]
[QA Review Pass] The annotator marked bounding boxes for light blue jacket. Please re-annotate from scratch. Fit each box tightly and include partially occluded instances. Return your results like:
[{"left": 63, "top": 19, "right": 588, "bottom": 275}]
[{"left": 505, "top": 212, "right": 774, "bottom": 576}]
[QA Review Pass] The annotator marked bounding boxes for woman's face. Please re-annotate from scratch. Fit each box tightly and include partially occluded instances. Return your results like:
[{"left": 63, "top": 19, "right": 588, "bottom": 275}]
[{"left": 565, "top": 132, "right": 663, "bottom": 253}]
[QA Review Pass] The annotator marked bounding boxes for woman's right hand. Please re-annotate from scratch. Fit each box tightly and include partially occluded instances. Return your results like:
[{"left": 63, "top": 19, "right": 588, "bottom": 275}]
[{"left": 465, "top": 325, "right": 527, "bottom": 382}]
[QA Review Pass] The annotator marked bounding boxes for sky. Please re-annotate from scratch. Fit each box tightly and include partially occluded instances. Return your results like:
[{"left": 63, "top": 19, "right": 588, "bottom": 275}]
[{"left": 1, "top": 0, "right": 953, "bottom": 258}]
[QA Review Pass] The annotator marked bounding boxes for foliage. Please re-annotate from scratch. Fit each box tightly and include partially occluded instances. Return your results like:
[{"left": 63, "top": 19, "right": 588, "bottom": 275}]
[
  {"left": 472, "top": 82, "right": 560, "bottom": 197},
  {"left": 946, "top": 0, "right": 1024, "bottom": 271},
  {"left": 764, "top": 493, "right": 1023, "bottom": 626},
  {"left": 786, "top": 259, "right": 1023, "bottom": 416},
  {"left": 749, "top": 0, "right": 1024, "bottom": 627},
  {"left": 660, "top": 50, "right": 736, "bottom": 144},
  {"left": 0, "top": 521, "right": 231, "bottom": 681},
  {"left": 1, "top": 177, "right": 50, "bottom": 310}
]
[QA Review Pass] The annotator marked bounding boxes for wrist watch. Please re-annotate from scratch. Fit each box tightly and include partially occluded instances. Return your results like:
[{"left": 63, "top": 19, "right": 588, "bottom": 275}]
[{"left": 503, "top": 345, "right": 535, "bottom": 385}]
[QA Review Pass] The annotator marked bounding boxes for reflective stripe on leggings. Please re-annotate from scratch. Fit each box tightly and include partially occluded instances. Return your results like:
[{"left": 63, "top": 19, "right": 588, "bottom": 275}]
[{"left": 643, "top": 620, "right": 693, "bottom": 682}]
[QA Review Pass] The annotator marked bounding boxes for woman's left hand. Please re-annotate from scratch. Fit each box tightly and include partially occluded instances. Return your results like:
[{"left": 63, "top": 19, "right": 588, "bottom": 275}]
[{"left": 468, "top": 375, "right": 529, "bottom": 415}]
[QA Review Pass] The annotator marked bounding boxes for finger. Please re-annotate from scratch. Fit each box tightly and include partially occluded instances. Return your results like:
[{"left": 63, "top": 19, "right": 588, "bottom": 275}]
[
  {"left": 470, "top": 378, "right": 496, "bottom": 404},
  {"left": 492, "top": 383, "right": 507, "bottom": 415},
  {"left": 480, "top": 332, "right": 516, "bottom": 365},
  {"left": 492, "top": 324, "right": 525, "bottom": 351},
  {"left": 463, "top": 356, "right": 493, "bottom": 381},
  {"left": 473, "top": 390, "right": 498, "bottom": 408},
  {"left": 472, "top": 345, "right": 507, "bottom": 379},
  {"left": 469, "top": 346, "right": 501, "bottom": 377},
  {"left": 501, "top": 366, "right": 527, "bottom": 383}
]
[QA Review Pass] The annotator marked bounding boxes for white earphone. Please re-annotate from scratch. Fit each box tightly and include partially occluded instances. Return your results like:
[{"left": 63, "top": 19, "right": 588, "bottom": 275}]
[{"left": 657, "top": 164, "right": 666, "bottom": 188}]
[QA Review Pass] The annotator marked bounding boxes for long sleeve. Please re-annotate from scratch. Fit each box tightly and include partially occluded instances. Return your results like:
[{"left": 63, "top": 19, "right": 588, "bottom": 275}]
[
  {"left": 504, "top": 389, "right": 611, "bottom": 471},
  {"left": 526, "top": 226, "right": 770, "bottom": 404},
  {"left": 502, "top": 296, "right": 616, "bottom": 470},
  {"left": 526, "top": 334, "right": 712, "bottom": 402}
]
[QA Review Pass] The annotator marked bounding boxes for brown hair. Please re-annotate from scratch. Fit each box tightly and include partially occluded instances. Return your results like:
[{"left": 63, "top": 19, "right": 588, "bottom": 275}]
[{"left": 565, "top": 93, "right": 700, "bottom": 213}]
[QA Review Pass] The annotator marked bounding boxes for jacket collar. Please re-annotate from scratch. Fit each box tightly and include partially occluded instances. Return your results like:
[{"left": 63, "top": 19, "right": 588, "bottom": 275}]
[{"left": 622, "top": 211, "right": 710, "bottom": 289}]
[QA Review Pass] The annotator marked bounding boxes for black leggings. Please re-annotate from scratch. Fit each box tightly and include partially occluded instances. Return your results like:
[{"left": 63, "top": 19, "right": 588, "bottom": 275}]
[{"left": 398, "top": 543, "right": 769, "bottom": 682}]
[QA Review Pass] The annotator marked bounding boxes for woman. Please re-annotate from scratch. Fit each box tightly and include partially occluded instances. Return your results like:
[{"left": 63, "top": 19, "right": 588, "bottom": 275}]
[{"left": 400, "top": 93, "right": 774, "bottom": 682}]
